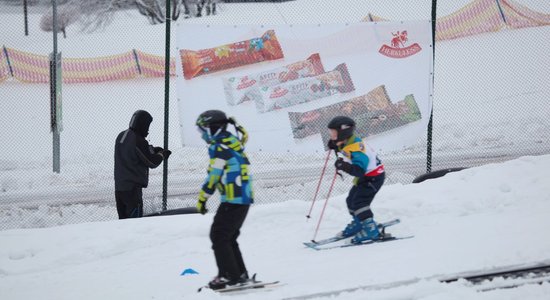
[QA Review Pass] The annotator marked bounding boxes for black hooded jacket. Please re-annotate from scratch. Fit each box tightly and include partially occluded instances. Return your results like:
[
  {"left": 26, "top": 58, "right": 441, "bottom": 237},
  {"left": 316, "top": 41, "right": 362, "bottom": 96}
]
[{"left": 114, "top": 110, "right": 164, "bottom": 191}]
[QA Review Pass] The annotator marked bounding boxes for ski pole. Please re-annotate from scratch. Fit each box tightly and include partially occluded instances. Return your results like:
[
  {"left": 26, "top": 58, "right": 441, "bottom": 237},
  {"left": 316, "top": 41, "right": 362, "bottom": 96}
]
[
  {"left": 311, "top": 169, "right": 339, "bottom": 242},
  {"left": 306, "top": 150, "right": 332, "bottom": 219}
]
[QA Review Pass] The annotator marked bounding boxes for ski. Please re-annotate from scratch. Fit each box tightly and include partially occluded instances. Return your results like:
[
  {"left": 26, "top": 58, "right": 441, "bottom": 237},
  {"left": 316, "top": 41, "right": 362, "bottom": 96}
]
[
  {"left": 198, "top": 274, "right": 280, "bottom": 293},
  {"left": 304, "top": 218, "right": 401, "bottom": 248},
  {"left": 216, "top": 280, "right": 281, "bottom": 293},
  {"left": 311, "top": 234, "right": 414, "bottom": 251}
]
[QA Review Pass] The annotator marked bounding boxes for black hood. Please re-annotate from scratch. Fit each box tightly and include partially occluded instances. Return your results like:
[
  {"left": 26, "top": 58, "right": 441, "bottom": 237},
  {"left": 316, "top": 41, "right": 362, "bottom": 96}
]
[{"left": 129, "top": 110, "right": 153, "bottom": 137}]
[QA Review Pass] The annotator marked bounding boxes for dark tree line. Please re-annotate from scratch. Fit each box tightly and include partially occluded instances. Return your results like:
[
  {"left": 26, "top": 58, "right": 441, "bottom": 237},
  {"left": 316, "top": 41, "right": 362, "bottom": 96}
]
[{"left": 0, "top": 0, "right": 293, "bottom": 36}]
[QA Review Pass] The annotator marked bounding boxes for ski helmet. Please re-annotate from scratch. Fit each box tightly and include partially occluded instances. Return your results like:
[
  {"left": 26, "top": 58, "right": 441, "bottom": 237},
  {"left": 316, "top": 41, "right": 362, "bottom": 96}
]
[
  {"left": 327, "top": 116, "right": 355, "bottom": 141},
  {"left": 196, "top": 110, "right": 228, "bottom": 140}
]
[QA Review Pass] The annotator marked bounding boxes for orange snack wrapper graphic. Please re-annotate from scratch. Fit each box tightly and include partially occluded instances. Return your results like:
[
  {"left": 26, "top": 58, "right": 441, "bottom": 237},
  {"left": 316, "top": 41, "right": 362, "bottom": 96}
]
[{"left": 180, "top": 30, "right": 284, "bottom": 80}]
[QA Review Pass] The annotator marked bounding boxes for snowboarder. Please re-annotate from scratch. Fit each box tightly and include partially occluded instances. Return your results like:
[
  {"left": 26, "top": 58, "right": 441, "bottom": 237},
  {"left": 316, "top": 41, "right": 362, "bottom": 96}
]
[
  {"left": 327, "top": 116, "right": 385, "bottom": 244},
  {"left": 195, "top": 110, "right": 254, "bottom": 290},
  {"left": 114, "top": 110, "right": 171, "bottom": 219}
]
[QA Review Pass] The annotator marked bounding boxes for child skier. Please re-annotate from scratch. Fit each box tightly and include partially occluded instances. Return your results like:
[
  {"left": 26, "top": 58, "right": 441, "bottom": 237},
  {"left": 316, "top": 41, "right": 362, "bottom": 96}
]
[
  {"left": 327, "top": 116, "right": 386, "bottom": 244},
  {"left": 195, "top": 110, "right": 254, "bottom": 290}
]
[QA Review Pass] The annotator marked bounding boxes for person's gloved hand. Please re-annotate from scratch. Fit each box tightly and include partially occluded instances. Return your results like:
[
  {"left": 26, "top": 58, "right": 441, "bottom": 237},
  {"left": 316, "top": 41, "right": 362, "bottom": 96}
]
[
  {"left": 196, "top": 200, "right": 207, "bottom": 215},
  {"left": 334, "top": 158, "right": 352, "bottom": 173},
  {"left": 153, "top": 146, "right": 163, "bottom": 153},
  {"left": 327, "top": 140, "right": 339, "bottom": 150},
  {"left": 196, "top": 191, "right": 208, "bottom": 215},
  {"left": 161, "top": 149, "right": 172, "bottom": 159}
]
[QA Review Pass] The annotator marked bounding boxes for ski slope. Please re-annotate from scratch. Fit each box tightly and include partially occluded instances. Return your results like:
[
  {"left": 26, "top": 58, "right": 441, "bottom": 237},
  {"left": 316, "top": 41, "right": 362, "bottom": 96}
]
[{"left": 0, "top": 154, "right": 549, "bottom": 299}]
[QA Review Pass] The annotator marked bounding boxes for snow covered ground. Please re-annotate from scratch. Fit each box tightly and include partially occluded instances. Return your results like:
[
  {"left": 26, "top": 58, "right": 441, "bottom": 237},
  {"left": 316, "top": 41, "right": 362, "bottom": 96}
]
[
  {"left": 1, "top": 0, "right": 550, "bottom": 298},
  {"left": 1, "top": 154, "right": 550, "bottom": 299}
]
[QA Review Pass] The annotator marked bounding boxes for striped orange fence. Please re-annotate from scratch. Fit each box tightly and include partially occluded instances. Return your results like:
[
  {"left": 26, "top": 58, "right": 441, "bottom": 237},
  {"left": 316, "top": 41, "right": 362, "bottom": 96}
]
[
  {"left": 364, "top": 0, "right": 549, "bottom": 41},
  {"left": 134, "top": 50, "right": 176, "bottom": 78},
  {"left": 4, "top": 47, "right": 50, "bottom": 83},
  {"left": 500, "top": 0, "right": 550, "bottom": 29},
  {"left": 4, "top": 47, "right": 141, "bottom": 83},
  {"left": 62, "top": 51, "right": 139, "bottom": 83},
  {"left": 435, "top": 0, "right": 505, "bottom": 41},
  {"left": 0, "top": 47, "right": 10, "bottom": 82}
]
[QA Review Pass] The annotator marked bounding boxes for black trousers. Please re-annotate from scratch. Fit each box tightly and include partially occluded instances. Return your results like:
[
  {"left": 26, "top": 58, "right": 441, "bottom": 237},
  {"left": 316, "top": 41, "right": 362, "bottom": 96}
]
[
  {"left": 346, "top": 173, "right": 385, "bottom": 221},
  {"left": 210, "top": 203, "right": 250, "bottom": 281},
  {"left": 115, "top": 187, "right": 143, "bottom": 219}
]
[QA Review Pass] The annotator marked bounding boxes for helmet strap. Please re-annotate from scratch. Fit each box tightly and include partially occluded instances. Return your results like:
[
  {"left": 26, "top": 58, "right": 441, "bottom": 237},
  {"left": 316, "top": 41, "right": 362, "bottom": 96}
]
[{"left": 211, "top": 127, "right": 222, "bottom": 137}]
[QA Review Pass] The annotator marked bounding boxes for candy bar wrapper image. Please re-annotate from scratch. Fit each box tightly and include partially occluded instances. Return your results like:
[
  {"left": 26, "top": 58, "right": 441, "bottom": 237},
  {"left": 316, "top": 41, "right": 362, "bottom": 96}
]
[
  {"left": 249, "top": 63, "right": 355, "bottom": 113},
  {"left": 288, "top": 85, "right": 422, "bottom": 148},
  {"left": 180, "top": 30, "right": 284, "bottom": 80},
  {"left": 223, "top": 53, "right": 325, "bottom": 106}
]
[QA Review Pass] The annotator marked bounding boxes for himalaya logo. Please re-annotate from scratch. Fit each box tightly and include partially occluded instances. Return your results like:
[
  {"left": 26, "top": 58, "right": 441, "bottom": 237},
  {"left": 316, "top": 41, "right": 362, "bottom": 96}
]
[{"left": 379, "top": 30, "right": 422, "bottom": 59}]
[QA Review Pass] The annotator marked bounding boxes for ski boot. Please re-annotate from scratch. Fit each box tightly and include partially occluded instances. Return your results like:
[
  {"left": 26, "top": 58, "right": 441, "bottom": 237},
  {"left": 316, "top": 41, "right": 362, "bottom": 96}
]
[
  {"left": 339, "top": 216, "right": 363, "bottom": 238},
  {"left": 237, "top": 271, "right": 252, "bottom": 284},
  {"left": 208, "top": 272, "right": 252, "bottom": 290},
  {"left": 208, "top": 276, "right": 231, "bottom": 290},
  {"left": 351, "top": 218, "right": 380, "bottom": 244}
]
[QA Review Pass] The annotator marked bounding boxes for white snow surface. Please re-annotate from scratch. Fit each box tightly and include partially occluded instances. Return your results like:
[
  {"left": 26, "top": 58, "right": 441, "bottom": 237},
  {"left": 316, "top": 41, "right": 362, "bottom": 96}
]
[
  {"left": 1, "top": 0, "right": 550, "bottom": 299},
  {"left": 1, "top": 154, "right": 550, "bottom": 299}
]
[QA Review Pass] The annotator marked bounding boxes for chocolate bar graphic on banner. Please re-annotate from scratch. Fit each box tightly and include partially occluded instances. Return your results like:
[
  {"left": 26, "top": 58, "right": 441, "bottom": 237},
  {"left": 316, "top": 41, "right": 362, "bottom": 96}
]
[
  {"left": 288, "top": 85, "right": 421, "bottom": 146},
  {"left": 249, "top": 63, "right": 355, "bottom": 113},
  {"left": 223, "top": 53, "right": 325, "bottom": 106},
  {"left": 180, "top": 30, "right": 284, "bottom": 80}
]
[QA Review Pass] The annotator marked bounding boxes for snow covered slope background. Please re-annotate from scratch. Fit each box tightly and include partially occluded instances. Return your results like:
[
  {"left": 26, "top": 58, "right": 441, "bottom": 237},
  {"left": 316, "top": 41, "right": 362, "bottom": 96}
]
[{"left": 1, "top": 155, "right": 549, "bottom": 299}]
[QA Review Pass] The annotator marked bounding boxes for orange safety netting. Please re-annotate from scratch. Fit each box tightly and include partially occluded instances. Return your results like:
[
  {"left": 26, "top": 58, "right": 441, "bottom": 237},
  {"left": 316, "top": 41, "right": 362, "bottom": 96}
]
[
  {"left": 5, "top": 47, "right": 141, "bottom": 83},
  {"left": 363, "top": 0, "right": 549, "bottom": 41},
  {"left": 134, "top": 50, "right": 176, "bottom": 78},
  {"left": 0, "top": 47, "right": 10, "bottom": 82},
  {"left": 500, "top": 0, "right": 550, "bottom": 29},
  {"left": 62, "top": 51, "right": 139, "bottom": 83},
  {"left": 435, "top": 0, "right": 505, "bottom": 41}
]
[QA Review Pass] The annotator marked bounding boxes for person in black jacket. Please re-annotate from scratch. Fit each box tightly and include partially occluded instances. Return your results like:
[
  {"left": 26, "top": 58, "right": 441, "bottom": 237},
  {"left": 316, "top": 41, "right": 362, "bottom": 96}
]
[{"left": 114, "top": 110, "right": 171, "bottom": 219}]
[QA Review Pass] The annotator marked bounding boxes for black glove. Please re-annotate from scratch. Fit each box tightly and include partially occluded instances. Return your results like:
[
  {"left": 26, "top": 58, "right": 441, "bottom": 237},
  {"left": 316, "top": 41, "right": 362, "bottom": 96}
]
[
  {"left": 196, "top": 199, "right": 208, "bottom": 215},
  {"left": 197, "top": 192, "right": 208, "bottom": 215},
  {"left": 153, "top": 146, "right": 163, "bottom": 153},
  {"left": 327, "top": 140, "right": 339, "bottom": 150},
  {"left": 162, "top": 149, "right": 172, "bottom": 159},
  {"left": 334, "top": 158, "right": 352, "bottom": 173}
]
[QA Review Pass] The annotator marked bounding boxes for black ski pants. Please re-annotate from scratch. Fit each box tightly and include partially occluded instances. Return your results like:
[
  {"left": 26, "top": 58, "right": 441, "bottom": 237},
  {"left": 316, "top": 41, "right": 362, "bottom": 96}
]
[
  {"left": 115, "top": 187, "right": 144, "bottom": 219},
  {"left": 210, "top": 202, "right": 250, "bottom": 281},
  {"left": 346, "top": 173, "right": 385, "bottom": 221}
]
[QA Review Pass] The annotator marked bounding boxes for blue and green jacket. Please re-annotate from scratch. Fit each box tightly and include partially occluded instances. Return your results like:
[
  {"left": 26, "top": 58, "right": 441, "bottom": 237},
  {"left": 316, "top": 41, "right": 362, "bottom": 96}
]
[{"left": 199, "top": 131, "right": 254, "bottom": 205}]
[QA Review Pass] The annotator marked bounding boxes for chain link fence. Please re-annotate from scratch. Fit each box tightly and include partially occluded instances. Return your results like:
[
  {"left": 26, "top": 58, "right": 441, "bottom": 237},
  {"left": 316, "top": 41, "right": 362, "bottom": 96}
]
[{"left": 1, "top": 0, "right": 549, "bottom": 230}]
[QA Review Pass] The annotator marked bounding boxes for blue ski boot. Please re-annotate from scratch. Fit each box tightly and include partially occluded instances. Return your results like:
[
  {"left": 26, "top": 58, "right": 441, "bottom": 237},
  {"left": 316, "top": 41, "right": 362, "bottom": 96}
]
[
  {"left": 351, "top": 218, "right": 380, "bottom": 244},
  {"left": 340, "top": 216, "right": 362, "bottom": 238}
]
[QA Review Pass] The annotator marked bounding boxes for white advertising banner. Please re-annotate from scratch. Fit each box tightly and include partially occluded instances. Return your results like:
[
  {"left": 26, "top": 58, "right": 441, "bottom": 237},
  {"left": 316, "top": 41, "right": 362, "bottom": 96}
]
[{"left": 175, "top": 21, "right": 432, "bottom": 153}]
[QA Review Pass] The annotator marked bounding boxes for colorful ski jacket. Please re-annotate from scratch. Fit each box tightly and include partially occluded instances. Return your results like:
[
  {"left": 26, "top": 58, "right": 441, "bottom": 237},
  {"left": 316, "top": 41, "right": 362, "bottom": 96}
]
[
  {"left": 337, "top": 135, "right": 385, "bottom": 185},
  {"left": 199, "top": 131, "right": 254, "bottom": 205}
]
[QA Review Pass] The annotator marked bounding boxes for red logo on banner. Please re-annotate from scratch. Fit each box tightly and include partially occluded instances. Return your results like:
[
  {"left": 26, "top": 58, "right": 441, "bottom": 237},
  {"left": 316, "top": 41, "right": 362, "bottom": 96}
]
[
  {"left": 237, "top": 76, "right": 257, "bottom": 90},
  {"left": 379, "top": 30, "right": 422, "bottom": 59},
  {"left": 270, "top": 87, "right": 288, "bottom": 98}
]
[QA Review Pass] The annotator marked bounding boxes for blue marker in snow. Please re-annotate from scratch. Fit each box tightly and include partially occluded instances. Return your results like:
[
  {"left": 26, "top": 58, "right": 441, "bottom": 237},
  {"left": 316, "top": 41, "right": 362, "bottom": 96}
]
[{"left": 181, "top": 268, "right": 199, "bottom": 276}]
